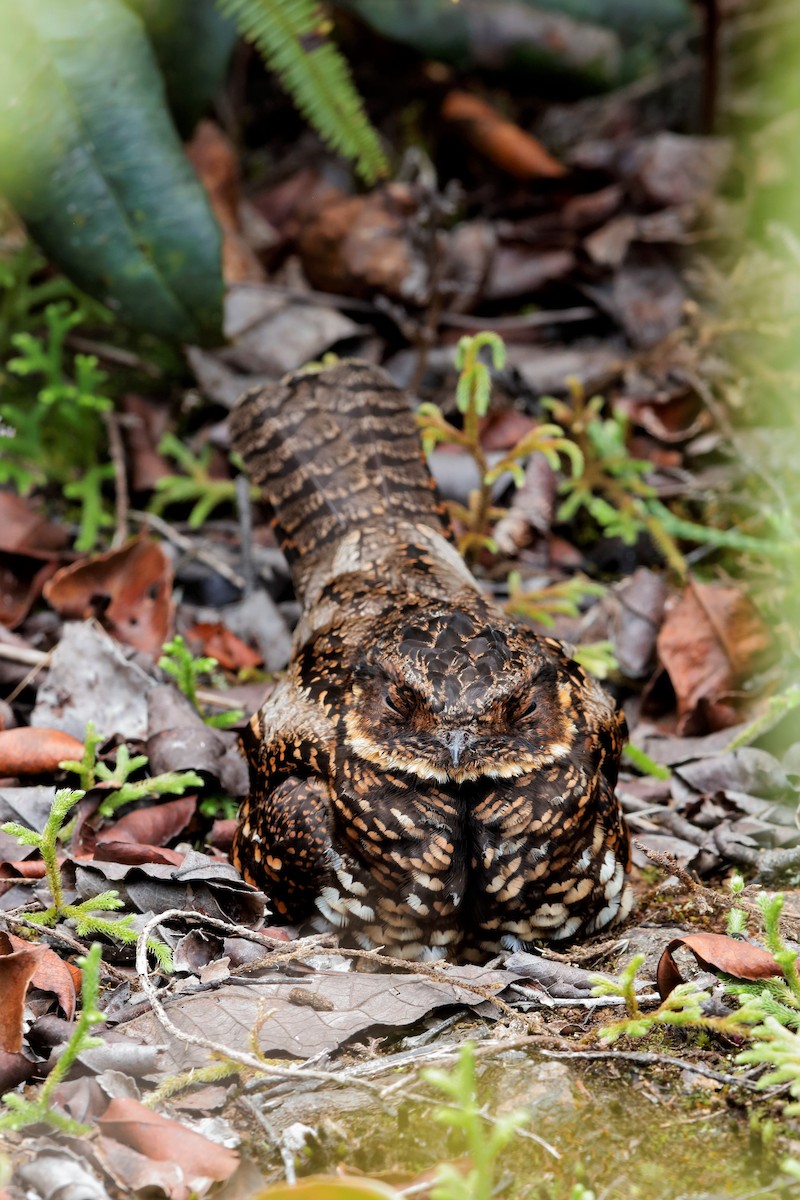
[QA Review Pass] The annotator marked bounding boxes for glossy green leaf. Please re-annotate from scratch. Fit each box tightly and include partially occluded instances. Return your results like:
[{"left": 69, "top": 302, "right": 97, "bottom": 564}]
[
  {"left": 125, "top": 0, "right": 237, "bottom": 135},
  {"left": 0, "top": 0, "right": 223, "bottom": 344}
]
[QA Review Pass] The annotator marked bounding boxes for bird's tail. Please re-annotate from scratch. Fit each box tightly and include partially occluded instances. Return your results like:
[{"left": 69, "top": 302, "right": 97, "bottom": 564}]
[{"left": 230, "top": 360, "right": 454, "bottom": 597}]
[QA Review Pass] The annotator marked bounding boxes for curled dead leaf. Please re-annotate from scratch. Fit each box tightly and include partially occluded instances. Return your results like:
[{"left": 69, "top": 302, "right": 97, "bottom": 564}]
[
  {"left": 442, "top": 90, "right": 566, "bottom": 179},
  {"left": 43, "top": 536, "right": 173, "bottom": 658},
  {"left": 186, "top": 621, "right": 263, "bottom": 671},
  {"left": 657, "top": 581, "right": 772, "bottom": 734},
  {"left": 0, "top": 937, "right": 48, "bottom": 1052},
  {"left": 657, "top": 931, "right": 785, "bottom": 1000}
]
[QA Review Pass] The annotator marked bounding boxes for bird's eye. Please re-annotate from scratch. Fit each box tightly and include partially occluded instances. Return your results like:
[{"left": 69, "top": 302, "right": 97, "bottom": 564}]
[
  {"left": 518, "top": 697, "right": 538, "bottom": 720},
  {"left": 384, "top": 689, "right": 412, "bottom": 716}
]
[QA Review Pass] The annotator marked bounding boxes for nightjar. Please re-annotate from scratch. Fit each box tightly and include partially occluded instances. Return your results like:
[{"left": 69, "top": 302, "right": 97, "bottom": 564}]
[{"left": 230, "top": 360, "right": 632, "bottom": 961}]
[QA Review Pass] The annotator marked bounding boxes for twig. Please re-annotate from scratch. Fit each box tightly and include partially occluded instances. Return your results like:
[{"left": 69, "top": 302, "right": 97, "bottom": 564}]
[
  {"left": 0, "top": 640, "right": 240, "bottom": 712},
  {"left": 7, "top": 913, "right": 133, "bottom": 984},
  {"left": 130, "top": 509, "right": 247, "bottom": 592},
  {"left": 634, "top": 841, "right": 800, "bottom": 939},
  {"left": 540, "top": 1048, "right": 761, "bottom": 1090},
  {"left": 438, "top": 307, "right": 596, "bottom": 332},
  {"left": 134, "top": 909, "right": 386, "bottom": 1091},
  {"left": 66, "top": 334, "right": 162, "bottom": 378}
]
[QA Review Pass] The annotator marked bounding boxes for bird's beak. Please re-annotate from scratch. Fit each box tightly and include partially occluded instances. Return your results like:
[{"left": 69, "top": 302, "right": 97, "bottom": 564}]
[{"left": 444, "top": 730, "right": 469, "bottom": 768}]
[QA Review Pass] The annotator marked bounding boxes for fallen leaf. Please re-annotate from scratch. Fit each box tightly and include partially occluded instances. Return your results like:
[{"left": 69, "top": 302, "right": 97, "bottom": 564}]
[
  {"left": 0, "top": 1047, "right": 36, "bottom": 1092},
  {"left": 0, "top": 932, "right": 80, "bottom": 1023},
  {"left": 32, "top": 620, "right": 157, "bottom": 740},
  {"left": 657, "top": 582, "right": 772, "bottom": 734},
  {"left": 0, "top": 492, "right": 69, "bottom": 555},
  {"left": 186, "top": 621, "right": 263, "bottom": 671},
  {"left": 98, "top": 1097, "right": 239, "bottom": 1181},
  {"left": 94, "top": 1135, "right": 189, "bottom": 1199},
  {"left": 297, "top": 184, "right": 436, "bottom": 305},
  {"left": 0, "top": 726, "right": 85, "bottom": 777},
  {"left": 0, "top": 555, "right": 59, "bottom": 628},
  {"left": 43, "top": 538, "right": 173, "bottom": 658},
  {"left": 442, "top": 90, "right": 566, "bottom": 179},
  {"left": 187, "top": 119, "right": 266, "bottom": 286},
  {"left": 120, "top": 393, "right": 172, "bottom": 492},
  {"left": 15, "top": 1144, "right": 109, "bottom": 1200},
  {"left": 122, "top": 966, "right": 518, "bottom": 1068},
  {"left": 96, "top": 794, "right": 197, "bottom": 848},
  {"left": 0, "top": 936, "right": 48, "bottom": 1051},
  {"left": 657, "top": 932, "right": 785, "bottom": 1000}
]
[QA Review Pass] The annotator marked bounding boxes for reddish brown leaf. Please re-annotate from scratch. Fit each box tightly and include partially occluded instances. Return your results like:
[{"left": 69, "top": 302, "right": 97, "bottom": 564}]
[
  {"left": 93, "top": 841, "right": 186, "bottom": 866},
  {"left": 98, "top": 1097, "right": 239, "bottom": 1180},
  {"left": 657, "top": 931, "right": 785, "bottom": 1000},
  {"left": 0, "top": 932, "right": 80, "bottom": 1022},
  {"left": 657, "top": 582, "right": 772, "bottom": 735},
  {"left": 94, "top": 1136, "right": 188, "bottom": 1200},
  {"left": 186, "top": 621, "right": 263, "bottom": 671},
  {"left": 0, "top": 493, "right": 69, "bottom": 556},
  {"left": 297, "top": 184, "right": 432, "bottom": 304},
  {"left": 43, "top": 536, "right": 174, "bottom": 657},
  {"left": 119, "top": 393, "right": 172, "bottom": 493},
  {"left": 187, "top": 119, "right": 266, "bottom": 285},
  {"left": 96, "top": 794, "right": 197, "bottom": 848},
  {"left": 0, "top": 556, "right": 59, "bottom": 628},
  {"left": 442, "top": 90, "right": 566, "bottom": 180},
  {"left": 0, "top": 937, "right": 48, "bottom": 1051},
  {"left": 209, "top": 818, "right": 237, "bottom": 852},
  {"left": 0, "top": 727, "right": 85, "bottom": 777}
]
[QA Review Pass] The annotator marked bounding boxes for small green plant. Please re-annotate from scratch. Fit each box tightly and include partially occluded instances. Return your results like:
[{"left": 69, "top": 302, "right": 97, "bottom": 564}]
[
  {"left": 0, "top": 942, "right": 105, "bottom": 1135},
  {"left": 417, "top": 333, "right": 582, "bottom": 559},
  {"left": 216, "top": 0, "right": 387, "bottom": 185},
  {"left": 543, "top": 383, "right": 687, "bottom": 577},
  {"left": 591, "top": 954, "right": 646, "bottom": 1022},
  {"left": 149, "top": 433, "right": 257, "bottom": 529},
  {"left": 60, "top": 720, "right": 204, "bottom": 817},
  {"left": 158, "top": 635, "right": 244, "bottom": 729},
  {"left": 0, "top": 292, "right": 115, "bottom": 550},
  {"left": 421, "top": 1042, "right": 529, "bottom": 1200},
  {"left": 504, "top": 572, "right": 606, "bottom": 628},
  {"left": 1, "top": 789, "right": 172, "bottom": 969},
  {"left": 621, "top": 742, "right": 671, "bottom": 780}
]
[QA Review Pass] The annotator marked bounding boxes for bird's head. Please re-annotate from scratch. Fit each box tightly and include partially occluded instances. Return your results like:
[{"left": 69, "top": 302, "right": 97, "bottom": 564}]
[{"left": 343, "top": 608, "right": 578, "bottom": 785}]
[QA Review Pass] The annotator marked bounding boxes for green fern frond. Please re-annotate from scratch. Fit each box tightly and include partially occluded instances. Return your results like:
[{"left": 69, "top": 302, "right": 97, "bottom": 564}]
[{"left": 215, "top": 0, "right": 387, "bottom": 184}]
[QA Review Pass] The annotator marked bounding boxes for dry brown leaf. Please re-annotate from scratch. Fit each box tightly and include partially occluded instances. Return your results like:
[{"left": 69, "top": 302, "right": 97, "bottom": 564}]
[
  {"left": 98, "top": 1097, "right": 239, "bottom": 1181},
  {"left": 43, "top": 537, "right": 173, "bottom": 658},
  {"left": 0, "top": 726, "right": 85, "bottom": 777},
  {"left": 657, "top": 931, "right": 784, "bottom": 1000},
  {"left": 187, "top": 119, "right": 266, "bottom": 285},
  {"left": 657, "top": 581, "right": 772, "bottom": 734},
  {"left": 186, "top": 621, "right": 263, "bottom": 671},
  {"left": 96, "top": 794, "right": 197, "bottom": 848},
  {"left": 0, "top": 937, "right": 48, "bottom": 1051},
  {"left": 442, "top": 90, "right": 566, "bottom": 179},
  {"left": 0, "top": 932, "right": 81, "bottom": 1023}
]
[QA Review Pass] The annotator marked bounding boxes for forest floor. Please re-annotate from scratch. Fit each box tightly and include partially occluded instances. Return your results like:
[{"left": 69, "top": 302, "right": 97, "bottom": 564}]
[{"left": 1, "top": 3, "right": 799, "bottom": 1198}]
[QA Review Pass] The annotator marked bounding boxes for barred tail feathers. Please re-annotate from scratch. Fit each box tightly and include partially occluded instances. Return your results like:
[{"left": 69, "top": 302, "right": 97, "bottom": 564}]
[{"left": 230, "top": 360, "right": 453, "bottom": 584}]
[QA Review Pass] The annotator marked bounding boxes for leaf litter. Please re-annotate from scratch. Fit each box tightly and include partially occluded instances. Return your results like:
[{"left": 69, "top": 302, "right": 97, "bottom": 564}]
[{"left": 0, "top": 3, "right": 798, "bottom": 1196}]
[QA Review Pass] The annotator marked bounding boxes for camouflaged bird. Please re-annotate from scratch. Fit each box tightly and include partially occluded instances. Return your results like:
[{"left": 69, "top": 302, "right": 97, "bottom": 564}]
[{"left": 230, "top": 360, "right": 632, "bottom": 961}]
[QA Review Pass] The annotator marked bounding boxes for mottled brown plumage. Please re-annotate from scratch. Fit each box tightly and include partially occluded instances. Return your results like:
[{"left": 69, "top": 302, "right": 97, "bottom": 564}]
[{"left": 230, "top": 360, "right": 632, "bottom": 961}]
